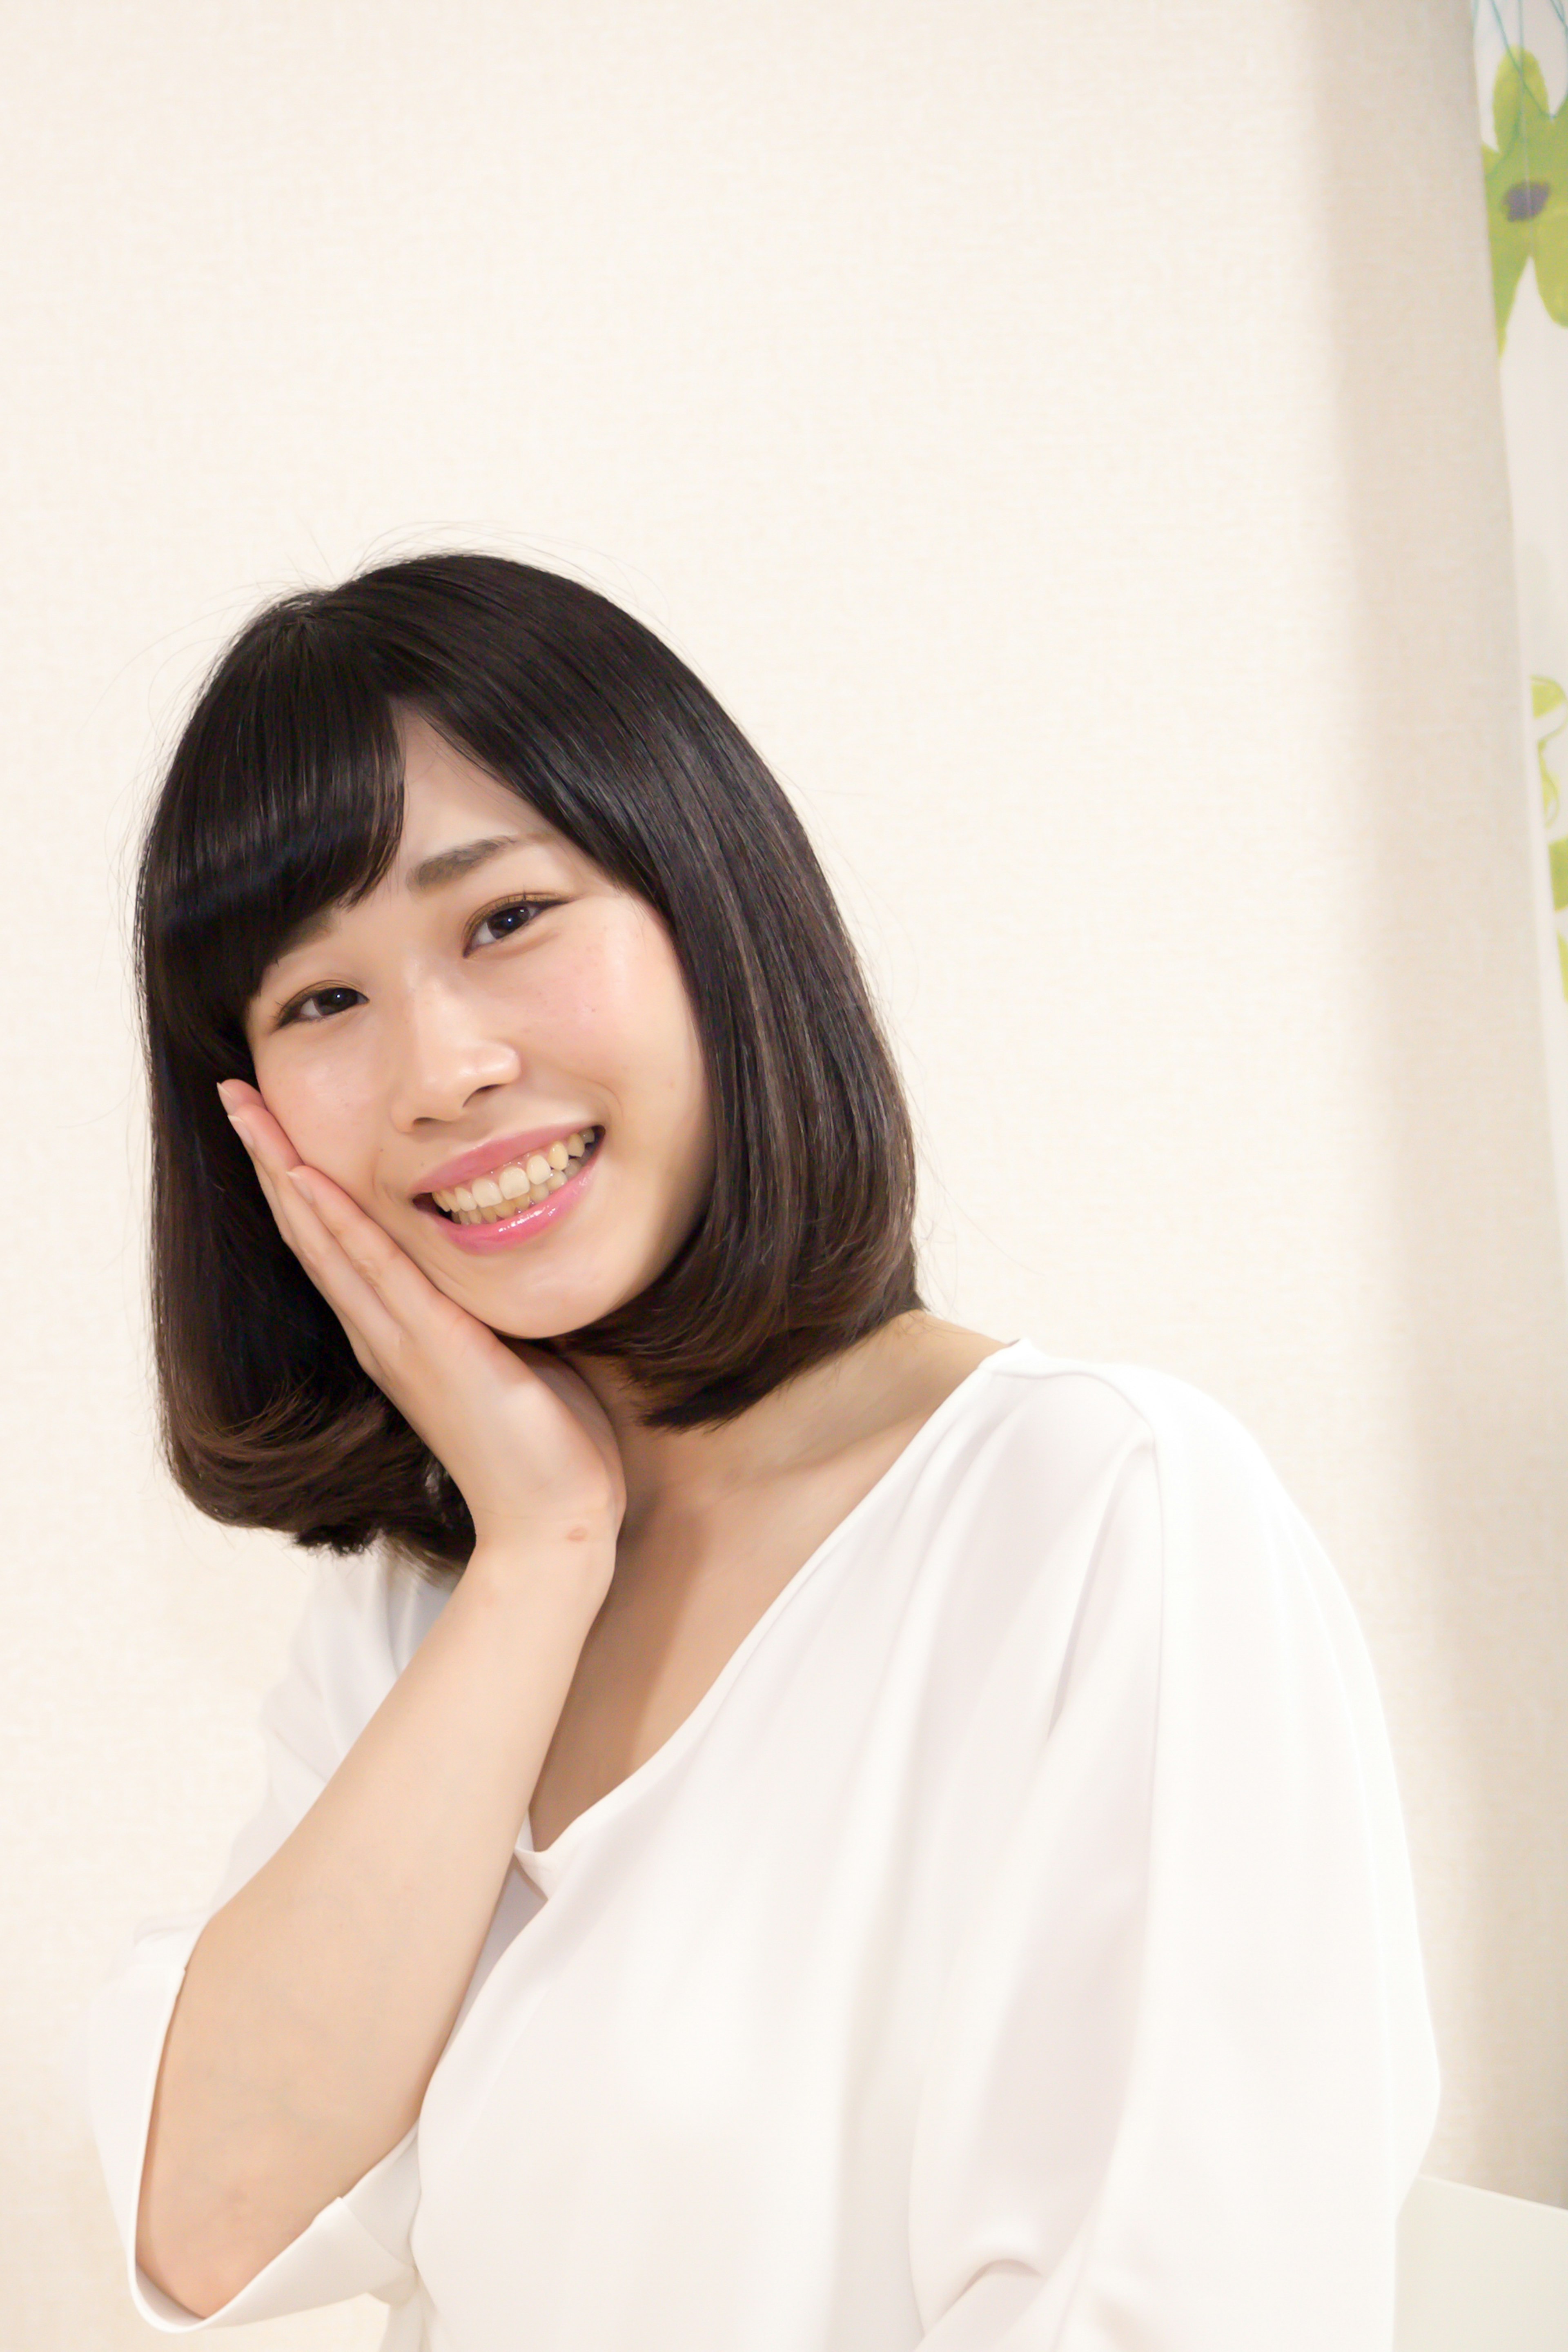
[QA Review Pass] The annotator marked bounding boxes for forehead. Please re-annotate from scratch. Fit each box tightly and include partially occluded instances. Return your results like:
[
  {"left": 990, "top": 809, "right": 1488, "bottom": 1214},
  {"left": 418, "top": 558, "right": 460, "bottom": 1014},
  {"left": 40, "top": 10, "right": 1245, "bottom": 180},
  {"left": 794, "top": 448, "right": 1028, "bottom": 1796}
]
[
  {"left": 395, "top": 711, "right": 548, "bottom": 846},
  {"left": 261, "top": 720, "right": 568, "bottom": 972}
]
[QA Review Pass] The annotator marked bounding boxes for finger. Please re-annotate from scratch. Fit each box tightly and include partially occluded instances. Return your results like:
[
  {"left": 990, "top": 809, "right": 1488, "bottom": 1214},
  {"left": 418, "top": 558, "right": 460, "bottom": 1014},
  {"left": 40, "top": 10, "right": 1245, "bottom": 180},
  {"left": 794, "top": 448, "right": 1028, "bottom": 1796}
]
[
  {"left": 272, "top": 1169, "right": 419, "bottom": 1367},
  {"left": 218, "top": 1085, "right": 311, "bottom": 1239},
  {"left": 223, "top": 1107, "right": 315, "bottom": 1261},
  {"left": 217, "top": 1080, "right": 304, "bottom": 1174},
  {"left": 218, "top": 1085, "right": 364, "bottom": 1282},
  {"left": 283, "top": 1165, "right": 492, "bottom": 1367},
  {"left": 219, "top": 1107, "right": 411, "bottom": 1365}
]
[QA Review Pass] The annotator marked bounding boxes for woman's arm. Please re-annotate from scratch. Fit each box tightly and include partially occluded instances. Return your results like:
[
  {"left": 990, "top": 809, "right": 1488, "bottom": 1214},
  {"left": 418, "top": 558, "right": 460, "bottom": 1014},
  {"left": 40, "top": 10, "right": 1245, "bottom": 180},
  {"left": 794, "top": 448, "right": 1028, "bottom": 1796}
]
[
  {"left": 136, "top": 1082, "right": 624, "bottom": 2319},
  {"left": 137, "top": 1534, "right": 604, "bottom": 2319}
]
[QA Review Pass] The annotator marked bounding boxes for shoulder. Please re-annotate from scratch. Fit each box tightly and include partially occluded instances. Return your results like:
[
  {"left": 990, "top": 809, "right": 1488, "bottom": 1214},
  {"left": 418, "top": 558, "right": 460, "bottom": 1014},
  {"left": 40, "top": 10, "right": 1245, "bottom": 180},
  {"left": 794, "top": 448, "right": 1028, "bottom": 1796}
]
[
  {"left": 977, "top": 1348, "right": 1397, "bottom": 1786},
  {"left": 968, "top": 1339, "right": 1292, "bottom": 1518},
  {"left": 968, "top": 1342, "right": 1336, "bottom": 1621}
]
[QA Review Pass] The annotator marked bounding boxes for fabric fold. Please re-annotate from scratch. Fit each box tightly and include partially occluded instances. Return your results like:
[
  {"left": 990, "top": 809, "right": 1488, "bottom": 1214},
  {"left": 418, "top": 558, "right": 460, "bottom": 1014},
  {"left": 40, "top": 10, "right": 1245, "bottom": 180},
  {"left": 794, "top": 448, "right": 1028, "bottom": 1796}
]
[{"left": 906, "top": 1371, "right": 1439, "bottom": 2348}]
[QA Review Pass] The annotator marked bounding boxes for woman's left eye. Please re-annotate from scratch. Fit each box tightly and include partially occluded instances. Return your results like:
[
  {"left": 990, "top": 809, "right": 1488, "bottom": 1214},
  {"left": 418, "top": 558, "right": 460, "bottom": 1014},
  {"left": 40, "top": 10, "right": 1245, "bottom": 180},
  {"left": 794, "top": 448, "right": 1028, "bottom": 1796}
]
[{"left": 469, "top": 896, "right": 552, "bottom": 948}]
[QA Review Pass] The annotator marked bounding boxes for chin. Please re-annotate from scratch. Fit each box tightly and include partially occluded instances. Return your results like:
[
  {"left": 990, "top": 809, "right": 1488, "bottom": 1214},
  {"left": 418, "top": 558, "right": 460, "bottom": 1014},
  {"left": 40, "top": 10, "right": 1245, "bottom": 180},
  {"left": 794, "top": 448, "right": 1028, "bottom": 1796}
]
[{"left": 465, "top": 1272, "right": 653, "bottom": 1346}]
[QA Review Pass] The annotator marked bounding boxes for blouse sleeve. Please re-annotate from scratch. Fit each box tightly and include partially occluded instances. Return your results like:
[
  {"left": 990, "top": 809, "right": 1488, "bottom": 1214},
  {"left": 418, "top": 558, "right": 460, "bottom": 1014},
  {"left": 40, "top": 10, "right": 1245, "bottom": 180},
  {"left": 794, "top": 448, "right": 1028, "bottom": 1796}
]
[
  {"left": 906, "top": 1370, "right": 1441, "bottom": 2351},
  {"left": 68, "top": 1549, "right": 435, "bottom": 2332}
]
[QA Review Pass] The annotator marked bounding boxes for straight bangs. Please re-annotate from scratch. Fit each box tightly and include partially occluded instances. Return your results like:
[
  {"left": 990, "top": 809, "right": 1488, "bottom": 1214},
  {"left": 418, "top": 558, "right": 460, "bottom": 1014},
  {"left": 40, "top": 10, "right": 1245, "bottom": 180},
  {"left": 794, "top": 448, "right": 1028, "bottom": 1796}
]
[{"left": 138, "top": 606, "right": 405, "bottom": 1077}]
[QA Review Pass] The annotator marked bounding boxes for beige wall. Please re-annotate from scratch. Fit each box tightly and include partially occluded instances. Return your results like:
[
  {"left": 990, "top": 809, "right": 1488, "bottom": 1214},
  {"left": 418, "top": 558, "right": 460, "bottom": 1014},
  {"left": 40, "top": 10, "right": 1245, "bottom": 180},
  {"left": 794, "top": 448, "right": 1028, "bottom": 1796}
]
[{"left": 8, "top": 2, "right": 1566, "bottom": 2343}]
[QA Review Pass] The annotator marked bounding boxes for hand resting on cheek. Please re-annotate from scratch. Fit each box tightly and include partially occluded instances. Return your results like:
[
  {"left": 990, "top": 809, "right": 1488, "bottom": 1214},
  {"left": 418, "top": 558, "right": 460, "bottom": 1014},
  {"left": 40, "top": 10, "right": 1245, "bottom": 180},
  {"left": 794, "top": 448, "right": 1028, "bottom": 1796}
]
[{"left": 216, "top": 1078, "right": 626, "bottom": 1567}]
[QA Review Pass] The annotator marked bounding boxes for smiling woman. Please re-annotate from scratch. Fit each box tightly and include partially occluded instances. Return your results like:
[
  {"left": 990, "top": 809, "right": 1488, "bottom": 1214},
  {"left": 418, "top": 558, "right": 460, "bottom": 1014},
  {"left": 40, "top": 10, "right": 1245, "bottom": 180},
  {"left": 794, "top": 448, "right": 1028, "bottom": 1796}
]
[
  {"left": 76, "top": 551, "right": 1440, "bottom": 2352},
  {"left": 136, "top": 554, "right": 924, "bottom": 1574}
]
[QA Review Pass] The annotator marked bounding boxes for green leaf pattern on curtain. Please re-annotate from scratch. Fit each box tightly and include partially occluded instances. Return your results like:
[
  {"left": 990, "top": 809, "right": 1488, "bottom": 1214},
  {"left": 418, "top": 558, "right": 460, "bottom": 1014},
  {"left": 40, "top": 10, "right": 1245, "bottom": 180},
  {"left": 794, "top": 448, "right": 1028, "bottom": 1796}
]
[
  {"left": 1475, "top": 10, "right": 1568, "bottom": 1116},
  {"left": 1537, "top": 675, "right": 1567, "bottom": 831},
  {"left": 1484, "top": 48, "right": 1568, "bottom": 346},
  {"left": 1475, "top": 7, "right": 1568, "bottom": 1287}
]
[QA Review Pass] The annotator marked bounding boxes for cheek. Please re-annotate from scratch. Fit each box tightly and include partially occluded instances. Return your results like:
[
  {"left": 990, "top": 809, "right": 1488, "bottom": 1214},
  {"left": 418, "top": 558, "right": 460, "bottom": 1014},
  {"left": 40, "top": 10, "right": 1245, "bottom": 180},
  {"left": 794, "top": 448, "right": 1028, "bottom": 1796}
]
[
  {"left": 538, "top": 915, "right": 704, "bottom": 1098},
  {"left": 610, "top": 945, "right": 709, "bottom": 1135},
  {"left": 252, "top": 1055, "right": 378, "bottom": 1192}
]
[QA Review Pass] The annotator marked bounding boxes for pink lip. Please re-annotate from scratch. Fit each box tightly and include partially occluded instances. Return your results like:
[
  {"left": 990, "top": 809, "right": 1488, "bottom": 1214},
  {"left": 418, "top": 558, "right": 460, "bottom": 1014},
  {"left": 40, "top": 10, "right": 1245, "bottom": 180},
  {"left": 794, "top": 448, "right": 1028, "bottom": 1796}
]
[
  {"left": 419, "top": 1135, "right": 602, "bottom": 1252},
  {"left": 410, "top": 1123, "right": 601, "bottom": 1200}
]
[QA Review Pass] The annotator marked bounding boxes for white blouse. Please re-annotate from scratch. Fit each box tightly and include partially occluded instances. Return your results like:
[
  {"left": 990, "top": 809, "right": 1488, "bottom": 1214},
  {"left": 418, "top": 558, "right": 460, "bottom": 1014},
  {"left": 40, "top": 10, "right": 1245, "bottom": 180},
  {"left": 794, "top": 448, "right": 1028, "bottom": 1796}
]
[{"left": 74, "top": 1341, "right": 1440, "bottom": 2350}]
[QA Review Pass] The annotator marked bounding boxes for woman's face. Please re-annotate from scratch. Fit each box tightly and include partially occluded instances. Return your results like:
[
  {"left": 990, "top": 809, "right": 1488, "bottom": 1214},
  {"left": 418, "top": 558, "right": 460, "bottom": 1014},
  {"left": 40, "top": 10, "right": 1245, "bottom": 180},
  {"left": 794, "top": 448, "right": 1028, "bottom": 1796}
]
[{"left": 242, "top": 709, "right": 715, "bottom": 1339}]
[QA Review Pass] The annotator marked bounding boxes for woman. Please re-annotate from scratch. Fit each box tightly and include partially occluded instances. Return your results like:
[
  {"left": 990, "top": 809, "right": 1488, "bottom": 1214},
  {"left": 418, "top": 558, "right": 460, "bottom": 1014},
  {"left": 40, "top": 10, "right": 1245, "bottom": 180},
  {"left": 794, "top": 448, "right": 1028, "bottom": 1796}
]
[{"left": 76, "top": 552, "right": 1439, "bottom": 2349}]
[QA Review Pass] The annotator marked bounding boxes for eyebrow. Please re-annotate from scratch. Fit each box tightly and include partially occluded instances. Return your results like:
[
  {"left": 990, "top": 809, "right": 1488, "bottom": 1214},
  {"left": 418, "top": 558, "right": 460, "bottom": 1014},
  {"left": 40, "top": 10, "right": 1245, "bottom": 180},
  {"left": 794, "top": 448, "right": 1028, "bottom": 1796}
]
[
  {"left": 267, "top": 833, "right": 546, "bottom": 968},
  {"left": 408, "top": 833, "right": 537, "bottom": 891}
]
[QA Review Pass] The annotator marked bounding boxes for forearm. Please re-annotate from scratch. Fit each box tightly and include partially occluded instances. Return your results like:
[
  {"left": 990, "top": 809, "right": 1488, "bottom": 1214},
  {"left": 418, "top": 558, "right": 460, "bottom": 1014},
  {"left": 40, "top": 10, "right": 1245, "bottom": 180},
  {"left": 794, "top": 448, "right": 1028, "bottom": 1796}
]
[{"left": 136, "top": 1541, "right": 605, "bottom": 2317}]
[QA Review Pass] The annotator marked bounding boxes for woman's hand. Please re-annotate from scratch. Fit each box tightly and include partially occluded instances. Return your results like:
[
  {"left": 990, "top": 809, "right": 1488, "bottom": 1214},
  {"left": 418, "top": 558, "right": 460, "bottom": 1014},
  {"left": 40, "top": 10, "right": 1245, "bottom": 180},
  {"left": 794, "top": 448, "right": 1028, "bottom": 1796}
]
[{"left": 216, "top": 1079, "right": 625, "bottom": 1581}]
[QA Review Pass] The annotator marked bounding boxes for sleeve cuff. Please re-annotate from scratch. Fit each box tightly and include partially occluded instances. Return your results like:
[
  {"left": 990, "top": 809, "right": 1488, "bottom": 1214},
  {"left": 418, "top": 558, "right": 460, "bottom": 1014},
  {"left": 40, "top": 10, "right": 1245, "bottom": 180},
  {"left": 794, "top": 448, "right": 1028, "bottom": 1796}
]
[
  {"left": 78, "top": 1918, "right": 420, "bottom": 2330},
  {"left": 129, "top": 2131, "right": 421, "bottom": 2329}
]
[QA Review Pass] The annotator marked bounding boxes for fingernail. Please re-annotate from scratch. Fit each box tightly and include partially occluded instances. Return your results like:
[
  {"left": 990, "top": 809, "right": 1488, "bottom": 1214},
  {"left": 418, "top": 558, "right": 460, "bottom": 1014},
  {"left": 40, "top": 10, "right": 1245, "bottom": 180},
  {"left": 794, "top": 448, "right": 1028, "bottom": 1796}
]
[{"left": 286, "top": 1168, "right": 318, "bottom": 1208}]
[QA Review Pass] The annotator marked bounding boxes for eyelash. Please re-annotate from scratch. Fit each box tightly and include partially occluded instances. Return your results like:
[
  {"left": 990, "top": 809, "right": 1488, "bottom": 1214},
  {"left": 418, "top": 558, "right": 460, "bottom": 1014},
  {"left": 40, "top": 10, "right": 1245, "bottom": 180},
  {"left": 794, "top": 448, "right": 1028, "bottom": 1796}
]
[{"left": 274, "top": 896, "right": 556, "bottom": 1027}]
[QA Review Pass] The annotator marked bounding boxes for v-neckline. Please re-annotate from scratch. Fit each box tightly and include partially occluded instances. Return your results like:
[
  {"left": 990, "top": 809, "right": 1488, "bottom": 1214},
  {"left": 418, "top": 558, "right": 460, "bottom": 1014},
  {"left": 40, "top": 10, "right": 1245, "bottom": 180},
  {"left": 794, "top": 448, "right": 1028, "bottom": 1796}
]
[{"left": 517, "top": 1336, "right": 1027, "bottom": 1882}]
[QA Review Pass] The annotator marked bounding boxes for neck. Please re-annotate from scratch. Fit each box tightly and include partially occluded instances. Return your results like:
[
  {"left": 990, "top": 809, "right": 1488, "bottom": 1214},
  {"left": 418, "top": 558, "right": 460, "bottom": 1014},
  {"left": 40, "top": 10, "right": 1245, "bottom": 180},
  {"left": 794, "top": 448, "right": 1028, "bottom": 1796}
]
[{"left": 555, "top": 1310, "right": 934, "bottom": 1541}]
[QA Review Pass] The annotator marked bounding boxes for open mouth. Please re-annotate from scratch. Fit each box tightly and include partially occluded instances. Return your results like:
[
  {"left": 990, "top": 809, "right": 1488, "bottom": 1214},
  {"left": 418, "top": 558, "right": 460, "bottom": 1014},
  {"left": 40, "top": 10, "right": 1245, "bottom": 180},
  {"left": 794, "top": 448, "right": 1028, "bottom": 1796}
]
[{"left": 420, "top": 1127, "right": 604, "bottom": 1225}]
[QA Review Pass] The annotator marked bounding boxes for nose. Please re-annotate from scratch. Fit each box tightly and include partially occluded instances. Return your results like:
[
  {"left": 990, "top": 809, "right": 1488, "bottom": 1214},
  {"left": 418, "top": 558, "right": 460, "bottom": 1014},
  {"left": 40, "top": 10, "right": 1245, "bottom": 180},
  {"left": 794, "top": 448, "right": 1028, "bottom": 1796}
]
[{"left": 384, "top": 979, "right": 522, "bottom": 1129}]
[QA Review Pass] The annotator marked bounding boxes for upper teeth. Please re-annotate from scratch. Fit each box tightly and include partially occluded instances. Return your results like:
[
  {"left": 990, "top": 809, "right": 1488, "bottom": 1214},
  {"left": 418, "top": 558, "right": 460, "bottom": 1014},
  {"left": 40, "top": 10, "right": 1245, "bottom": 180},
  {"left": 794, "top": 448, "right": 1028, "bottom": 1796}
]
[{"left": 432, "top": 1129, "right": 598, "bottom": 1223}]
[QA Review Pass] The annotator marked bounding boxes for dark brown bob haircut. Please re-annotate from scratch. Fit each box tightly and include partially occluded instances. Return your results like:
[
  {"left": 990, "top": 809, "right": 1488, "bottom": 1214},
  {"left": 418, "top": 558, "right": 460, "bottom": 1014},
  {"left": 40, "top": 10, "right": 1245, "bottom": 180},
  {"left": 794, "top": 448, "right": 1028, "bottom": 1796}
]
[{"left": 136, "top": 552, "right": 924, "bottom": 1581}]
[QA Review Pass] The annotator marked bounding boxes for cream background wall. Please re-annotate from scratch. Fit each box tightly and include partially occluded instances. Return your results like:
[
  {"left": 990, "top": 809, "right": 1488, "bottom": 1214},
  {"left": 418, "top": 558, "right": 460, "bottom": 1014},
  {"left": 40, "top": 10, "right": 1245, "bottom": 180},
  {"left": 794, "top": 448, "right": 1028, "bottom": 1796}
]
[{"left": 6, "top": 1, "right": 1564, "bottom": 2343}]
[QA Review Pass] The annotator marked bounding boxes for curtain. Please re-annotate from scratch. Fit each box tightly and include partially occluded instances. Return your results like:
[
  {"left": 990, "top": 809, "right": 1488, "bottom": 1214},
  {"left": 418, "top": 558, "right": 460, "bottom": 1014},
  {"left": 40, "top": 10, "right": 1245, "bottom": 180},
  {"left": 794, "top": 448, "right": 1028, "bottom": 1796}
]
[{"left": 1474, "top": 4, "right": 1568, "bottom": 1277}]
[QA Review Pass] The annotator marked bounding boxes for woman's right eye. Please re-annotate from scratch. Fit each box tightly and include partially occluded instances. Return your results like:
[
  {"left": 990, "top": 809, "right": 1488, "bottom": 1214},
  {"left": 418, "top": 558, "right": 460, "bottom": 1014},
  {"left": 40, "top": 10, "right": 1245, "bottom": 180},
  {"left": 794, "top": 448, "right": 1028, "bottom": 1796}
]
[{"left": 278, "top": 987, "right": 365, "bottom": 1027}]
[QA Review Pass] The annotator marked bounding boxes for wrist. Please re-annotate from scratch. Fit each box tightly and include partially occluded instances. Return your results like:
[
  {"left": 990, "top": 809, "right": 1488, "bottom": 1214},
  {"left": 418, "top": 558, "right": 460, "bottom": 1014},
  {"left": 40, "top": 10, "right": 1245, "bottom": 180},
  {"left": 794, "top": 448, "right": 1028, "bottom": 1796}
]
[{"left": 463, "top": 1523, "right": 616, "bottom": 1615}]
